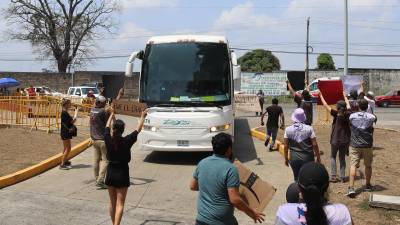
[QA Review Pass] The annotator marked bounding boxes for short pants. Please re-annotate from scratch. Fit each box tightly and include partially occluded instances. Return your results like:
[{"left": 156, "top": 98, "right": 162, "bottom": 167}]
[{"left": 350, "top": 147, "right": 373, "bottom": 168}]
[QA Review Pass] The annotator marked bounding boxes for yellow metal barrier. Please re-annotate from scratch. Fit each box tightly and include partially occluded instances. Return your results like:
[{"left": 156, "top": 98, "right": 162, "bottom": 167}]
[{"left": 0, "top": 96, "right": 93, "bottom": 135}]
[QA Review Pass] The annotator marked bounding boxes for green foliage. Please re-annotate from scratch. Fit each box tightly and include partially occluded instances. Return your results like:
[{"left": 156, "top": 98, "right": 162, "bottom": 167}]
[
  {"left": 238, "top": 49, "right": 281, "bottom": 72},
  {"left": 317, "top": 53, "right": 336, "bottom": 70}
]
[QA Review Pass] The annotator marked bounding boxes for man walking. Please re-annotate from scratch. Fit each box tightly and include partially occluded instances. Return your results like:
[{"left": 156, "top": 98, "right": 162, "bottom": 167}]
[
  {"left": 261, "top": 98, "right": 285, "bottom": 151},
  {"left": 347, "top": 99, "right": 376, "bottom": 198},
  {"left": 287, "top": 81, "right": 313, "bottom": 125},
  {"left": 256, "top": 90, "right": 265, "bottom": 116},
  {"left": 90, "top": 96, "right": 109, "bottom": 189},
  {"left": 283, "top": 108, "right": 321, "bottom": 181},
  {"left": 190, "top": 133, "right": 265, "bottom": 225}
]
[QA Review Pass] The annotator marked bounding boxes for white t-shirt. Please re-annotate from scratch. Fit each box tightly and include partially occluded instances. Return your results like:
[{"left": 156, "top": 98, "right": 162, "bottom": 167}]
[{"left": 275, "top": 203, "right": 352, "bottom": 225}]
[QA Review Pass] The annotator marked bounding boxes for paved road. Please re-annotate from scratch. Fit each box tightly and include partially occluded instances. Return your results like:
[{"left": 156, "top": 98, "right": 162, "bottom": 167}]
[{"left": 0, "top": 114, "right": 292, "bottom": 225}]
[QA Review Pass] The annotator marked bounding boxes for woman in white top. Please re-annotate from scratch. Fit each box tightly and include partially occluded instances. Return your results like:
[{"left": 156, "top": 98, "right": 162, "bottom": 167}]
[{"left": 275, "top": 162, "right": 353, "bottom": 225}]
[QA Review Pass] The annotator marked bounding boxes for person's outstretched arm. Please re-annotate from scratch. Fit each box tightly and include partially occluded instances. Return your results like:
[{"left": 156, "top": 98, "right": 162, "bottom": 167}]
[
  {"left": 280, "top": 113, "right": 285, "bottom": 129},
  {"left": 260, "top": 111, "right": 267, "bottom": 125},
  {"left": 228, "top": 188, "right": 265, "bottom": 223},
  {"left": 318, "top": 91, "right": 332, "bottom": 112},
  {"left": 343, "top": 91, "right": 351, "bottom": 110},
  {"left": 72, "top": 107, "right": 79, "bottom": 124},
  {"left": 136, "top": 109, "right": 148, "bottom": 133},
  {"left": 106, "top": 110, "right": 115, "bottom": 128},
  {"left": 287, "top": 80, "right": 296, "bottom": 96},
  {"left": 115, "top": 88, "right": 124, "bottom": 101}
]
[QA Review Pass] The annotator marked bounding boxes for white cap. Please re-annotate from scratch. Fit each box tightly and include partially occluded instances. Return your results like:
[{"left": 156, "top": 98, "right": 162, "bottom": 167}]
[
  {"left": 96, "top": 96, "right": 106, "bottom": 103},
  {"left": 367, "top": 91, "right": 374, "bottom": 97}
]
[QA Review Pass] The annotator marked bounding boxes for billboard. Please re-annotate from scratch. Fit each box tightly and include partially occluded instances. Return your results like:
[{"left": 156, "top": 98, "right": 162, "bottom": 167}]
[{"left": 241, "top": 72, "right": 288, "bottom": 96}]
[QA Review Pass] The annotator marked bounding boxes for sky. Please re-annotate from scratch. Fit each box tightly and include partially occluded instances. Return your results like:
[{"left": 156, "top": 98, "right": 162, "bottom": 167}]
[{"left": 0, "top": 0, "right": 400, "bottom": 72}]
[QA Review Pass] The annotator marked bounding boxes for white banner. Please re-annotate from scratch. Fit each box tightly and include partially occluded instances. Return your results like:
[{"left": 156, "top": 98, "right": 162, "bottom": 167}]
[
  {"left": 241, "top": 72, "right": 288, "bottom": 96},
  {"left": 234, "top": 94, "right": 260, "bottom": 112}
]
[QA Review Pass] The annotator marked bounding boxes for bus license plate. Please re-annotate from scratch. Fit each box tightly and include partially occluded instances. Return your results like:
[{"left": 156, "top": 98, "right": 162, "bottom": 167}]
[{"left": 177, "top": 140, "right": 189, "bottom": 147}]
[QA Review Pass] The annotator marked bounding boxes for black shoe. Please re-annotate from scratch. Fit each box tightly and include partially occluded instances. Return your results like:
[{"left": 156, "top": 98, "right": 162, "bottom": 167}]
[
  {"left": 96, "top": 182, "right": 107, "bottom": 189},
  {"left": 364, "top": 184, "right": 374, "bottom": 192},
  {"left": 347, "top": 187, "right": 356, "bottom": 198},
  {"left": 65, "top": 161, "right": 71, "bottom": 166},
  {"left": 264, "top": 137, "right": 270, "bottom": 147},
  {"left": 59, "top": 165, "right": 69, "bottom": 170}
]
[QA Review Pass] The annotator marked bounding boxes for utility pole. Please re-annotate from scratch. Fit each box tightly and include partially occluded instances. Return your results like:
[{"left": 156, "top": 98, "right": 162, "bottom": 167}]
[
  {"left": 344, "top": 0, "right": 349, "bottom": 76},
  {"left": 305, "top": 17, "right": 310, "bottom": 87}
]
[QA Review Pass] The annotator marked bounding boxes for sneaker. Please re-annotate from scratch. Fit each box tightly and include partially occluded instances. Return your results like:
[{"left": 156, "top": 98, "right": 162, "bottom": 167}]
[
  {"left": 59, "top": 165, "right": 69, "bottom": 170},
  {"left": 330, "top": 176, "right": 339, "bottom": 183},
  {"left": 347, "top": 187, "right": 356, "bottom": 198},
  {"left": 264, "top": 137, "right": 270, "bottom": 147},
  {"left": 66, "top": 164, "right": 72, "bottom": 169},
  {"left": 364, "top": 184, "right": 374, "bottom": 192},
  {"left": 65, "top": 161, "right": 71, "bottom": 166},
  {"left": 96, "top": 182, "right": 107, "bottom": 189}
]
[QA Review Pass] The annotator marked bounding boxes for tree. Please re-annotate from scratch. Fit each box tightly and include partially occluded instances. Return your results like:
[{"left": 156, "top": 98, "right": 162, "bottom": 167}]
[
  {"left": 5, "top": 0, "right": 118, "bottom": 72},
  {"left": 238, "top": 49, "right": 281, "bottom": 72},
  {"left": 317, "top": 53, "right": 336, "bottom": 70}
]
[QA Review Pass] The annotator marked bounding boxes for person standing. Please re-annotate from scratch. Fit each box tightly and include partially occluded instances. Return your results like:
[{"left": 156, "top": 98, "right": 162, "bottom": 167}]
[
  {"left": 287, "top": 81, "right": 313, "bottom": 125},
  {"left": 284, "top": 108, "right": 321, "bottom": 181},
  {"left": 275, "top": 162, "right": 353, "bottom": 225},
  {"left": 347, "top": 99, "right": 376, "bottom": 198},
  {"left": 256, "top": 90, "right": 265, "bottom": 116},
  {"left": 190, "top": 133, "right": 265, "bottom": 225},
  {"left": 319, "top": 91, "right": 351, "bottom": 183},
  {"left": 364, "top": 91, "right": 376, "bottom": 114},
  {"left": 104, "top": 109, "right": 147, "bottom": 225},
  {"left": 261, "top": 98, "right": 285, "bottom": 151},
  {"left": 60, "top": 99, "right": 78, "bottom": 170},
  {"left": 90, "top": 96, "right": 110, "bottom": 189}
]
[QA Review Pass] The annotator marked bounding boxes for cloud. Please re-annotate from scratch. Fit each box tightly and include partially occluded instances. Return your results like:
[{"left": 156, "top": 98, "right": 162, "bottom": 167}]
[
  {"left": 116, "top": 21, "right": 153, "bottom": 43},
  {"left": 120, "top": 0, "right": 179, "bottom": 9},
  {"left": 213, "top": 2, "right": 274, "bottom": 31}
]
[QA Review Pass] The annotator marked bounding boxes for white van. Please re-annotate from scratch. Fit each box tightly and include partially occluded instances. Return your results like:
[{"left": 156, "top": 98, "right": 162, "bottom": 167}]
[{"left": 67, "top": 86, "right": 100, "bottom": 98}]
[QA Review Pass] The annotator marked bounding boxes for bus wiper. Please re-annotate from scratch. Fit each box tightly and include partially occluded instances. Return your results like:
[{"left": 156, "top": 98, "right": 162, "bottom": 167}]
[{"left": 185, "top": 101, "right": 223, "bottom": 109}]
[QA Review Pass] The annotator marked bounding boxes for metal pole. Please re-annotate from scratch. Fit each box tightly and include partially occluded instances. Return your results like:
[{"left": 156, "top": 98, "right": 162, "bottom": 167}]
[
  {"left": 344, "top": 0, "right": 349, "bottom": 76},
  {"left": 306, "top": 17, "right": 310, "bottom": 86}
]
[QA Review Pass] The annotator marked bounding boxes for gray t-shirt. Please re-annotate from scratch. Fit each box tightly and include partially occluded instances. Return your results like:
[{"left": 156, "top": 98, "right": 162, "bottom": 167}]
[
  {"left": 350, "top": 111, "right": 376, "bottom": 148},
  {"left": 284, "top": 123, "right": 316, "bottom": 162},
  {"left": 90, "top": 107, "right": 108, "bottom": 140},
  {"left": 193, "top": 154, "right": 240, "bottom": 225}
]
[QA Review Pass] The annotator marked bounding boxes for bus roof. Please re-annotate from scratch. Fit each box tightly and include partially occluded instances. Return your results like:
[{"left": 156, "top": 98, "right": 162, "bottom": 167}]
[{"left": 147, "top": 35, "right": 228, "bottom": 44}]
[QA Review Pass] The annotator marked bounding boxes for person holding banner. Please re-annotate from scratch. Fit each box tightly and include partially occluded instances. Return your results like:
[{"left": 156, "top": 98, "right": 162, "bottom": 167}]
[
  {"left": 287, "top": 81, "right": 313, "bottom": 125},
  {"left": 319, "top": 91, "right": 351, "bottom": 183},
  {"left": 261, "top": 98, "right": 285, "bottom": 151}
]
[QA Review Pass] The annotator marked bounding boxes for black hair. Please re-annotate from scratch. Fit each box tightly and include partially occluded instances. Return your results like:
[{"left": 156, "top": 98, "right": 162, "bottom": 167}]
[
  {"left": 298, "top": 163, "right": 329, "bottom": 225},
  {"left": 272, "top": 98, "right": 279, "bottom": 105},
  {"left": 358, "top": 92, "right": 365, "bottom": 99},
  {"left": 302, "top": 90, "right": 312, "bottom": 101},
  {"left": 112, "top": 119, "right": 125, "bottom": 151},
  {"left": 358, "top": 99, "right": 369, "bottom": 111},
  {"left": 350, "top": 90, "right": 358, "bottom": 100},
  {"left": 336, "top": 100, "right": 346, "bottom": 112},
  {"left": 286, "top": 182, "right": 300, "bottom": 203},
  {"left": 211, "top": 133, "right": 232, "bottom": 155}
]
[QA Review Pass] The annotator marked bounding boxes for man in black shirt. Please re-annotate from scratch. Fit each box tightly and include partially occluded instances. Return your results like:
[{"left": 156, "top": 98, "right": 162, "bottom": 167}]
[
  {"left": 261, "top": 98, "right": 285, "bottom": 151},
  {"left": 287, "top": 81, "right": 313, "bottom": 125}
]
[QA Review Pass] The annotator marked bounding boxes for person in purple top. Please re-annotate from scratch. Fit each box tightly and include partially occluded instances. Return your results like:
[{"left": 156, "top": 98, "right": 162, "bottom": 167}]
[{"left": 283, "top": 108, "right": 321, "bottom": 181}]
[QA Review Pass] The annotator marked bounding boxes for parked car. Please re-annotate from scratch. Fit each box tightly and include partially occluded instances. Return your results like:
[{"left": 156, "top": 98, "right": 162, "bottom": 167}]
[
  {"left": 375, "top": 90, "right": 400, "bottom": 107},
  {"left": 67, "top": 86, "right": 100, "bottom": 98},
  {"left": 296, "top": 77, "right": 341, "bottom": 102}
]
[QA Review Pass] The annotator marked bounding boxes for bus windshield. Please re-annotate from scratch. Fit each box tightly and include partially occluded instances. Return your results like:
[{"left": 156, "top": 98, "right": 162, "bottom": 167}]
[{"left": 140, "top": 42, "right": 231, "bottom": 106}]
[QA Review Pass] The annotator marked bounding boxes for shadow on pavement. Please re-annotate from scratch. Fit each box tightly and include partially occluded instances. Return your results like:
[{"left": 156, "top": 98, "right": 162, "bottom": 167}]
[
  {"left": 140, "top": 219, "right": 182, "bottom": 225},
  {"left": 71, "top": 164, "right": 92, "bottom": 169},
  {"left": 233, "top": 118, "right": 260, "bottom": 163},
  {"left": 130, "top": 177, "right": 156, "bottom": 186},
  {"left": 143, "top": 151, "right": 212, "bottom": 165}
]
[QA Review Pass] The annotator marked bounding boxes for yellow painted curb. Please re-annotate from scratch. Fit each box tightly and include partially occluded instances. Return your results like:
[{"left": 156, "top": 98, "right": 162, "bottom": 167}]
[
  {"left": 0, "top": 138, "right": 92, "bottom": 189},
  {"left": 250, "top": 127, "right": 285, "bottom": 157}
]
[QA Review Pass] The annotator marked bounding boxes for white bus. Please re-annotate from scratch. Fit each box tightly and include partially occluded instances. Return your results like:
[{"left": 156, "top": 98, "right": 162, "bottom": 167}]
[{"left": 125, "top": 35, "right": 240, "bottom": 151}]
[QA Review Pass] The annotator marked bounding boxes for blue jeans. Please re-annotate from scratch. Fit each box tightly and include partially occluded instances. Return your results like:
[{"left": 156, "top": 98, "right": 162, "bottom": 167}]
[
  {"left": 266, "top": 127, "right": 278, "bottom": 149},
  {"left": 331, "top": 144, "right": 348, "bottom": 179}
]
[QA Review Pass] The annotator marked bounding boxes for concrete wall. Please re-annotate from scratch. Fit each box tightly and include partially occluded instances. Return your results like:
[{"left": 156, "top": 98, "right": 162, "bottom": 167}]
[{"left": 0, "top": 71, "right": 139, "bottom": 99}]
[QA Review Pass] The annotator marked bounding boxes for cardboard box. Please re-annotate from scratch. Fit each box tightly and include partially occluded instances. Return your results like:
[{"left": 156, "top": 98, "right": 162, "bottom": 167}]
[
  {"left": 234, "top": 160, "right": 277, "bottom": 212},
  {"left": 113, "top": 100, "right": 147, "bottom": 117}
]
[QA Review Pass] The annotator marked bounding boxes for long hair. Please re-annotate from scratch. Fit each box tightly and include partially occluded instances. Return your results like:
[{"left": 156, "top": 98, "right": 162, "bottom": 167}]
[
  {"left": 112, "top": 119, "right": 125, "bottom": 150},
  {"left": 298, "top": 162, "right": 329, "bottom": 225},
  {"left": 301, "top": 184, "right": 328, "bottom": 225}
]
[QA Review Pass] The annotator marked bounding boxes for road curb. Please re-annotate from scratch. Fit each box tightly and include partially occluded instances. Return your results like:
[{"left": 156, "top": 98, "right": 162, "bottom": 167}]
[
  {"left": 250, "top": 127, "right": 285, "bottom": 156},
  {"left": 0, "top": 138, "right": 92, "bottom": 189}
]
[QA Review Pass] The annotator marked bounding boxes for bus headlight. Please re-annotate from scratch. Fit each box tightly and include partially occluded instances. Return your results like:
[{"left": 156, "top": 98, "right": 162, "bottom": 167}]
[
  {"left": 143, "top": 125, "right": 158, "bottom": 132},
  {"left": 210, "top": 124, "right": 230, "bottom": 132}
]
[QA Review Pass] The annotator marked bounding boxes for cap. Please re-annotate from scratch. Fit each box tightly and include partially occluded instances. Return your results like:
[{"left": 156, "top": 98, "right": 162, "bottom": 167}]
[
  {"left": 291, "top": 108, "right": 306, "bottom": 123},
  {"left": 298, "top": 162, "right": 329, "bottom": 191},
  {"left": 96, "top": 96, "right": 106, "bottom": 103}
]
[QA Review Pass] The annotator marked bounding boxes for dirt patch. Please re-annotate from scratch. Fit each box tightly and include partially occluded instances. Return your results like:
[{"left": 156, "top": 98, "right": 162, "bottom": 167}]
[
  {"left": 266, "top": 126, "right": 400, "bottom": 225},
  {"left": 0, "top": 127, "right": 87, "bottom": 177}
]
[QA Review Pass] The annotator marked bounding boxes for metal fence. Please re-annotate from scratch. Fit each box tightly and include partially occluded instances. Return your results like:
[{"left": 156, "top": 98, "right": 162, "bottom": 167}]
[{"left": 0, "top": 95, "right": 93, "bottom": 136}]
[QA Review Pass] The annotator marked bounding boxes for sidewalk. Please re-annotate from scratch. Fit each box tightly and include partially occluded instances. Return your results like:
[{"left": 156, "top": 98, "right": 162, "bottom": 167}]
[{"left": 0, "top": 114, "right": 292, "bottom": 225}]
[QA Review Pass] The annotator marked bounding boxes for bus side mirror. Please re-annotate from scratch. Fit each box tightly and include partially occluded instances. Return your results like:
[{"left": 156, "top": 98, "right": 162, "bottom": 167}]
[
  {"left": 125, "top": 50, "right": 144, "bottom": 77},
  {"left": 233, "top": 65, "right": 241, "bottom": 80}
]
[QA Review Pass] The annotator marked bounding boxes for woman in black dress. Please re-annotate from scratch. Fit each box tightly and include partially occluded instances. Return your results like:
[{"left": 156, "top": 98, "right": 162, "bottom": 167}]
[
  {"left": 105, "top": 108, "right": 147, "bottom": 225},
  {"left": 60, "top": 99, "right": 79, "bottom": 170}
]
